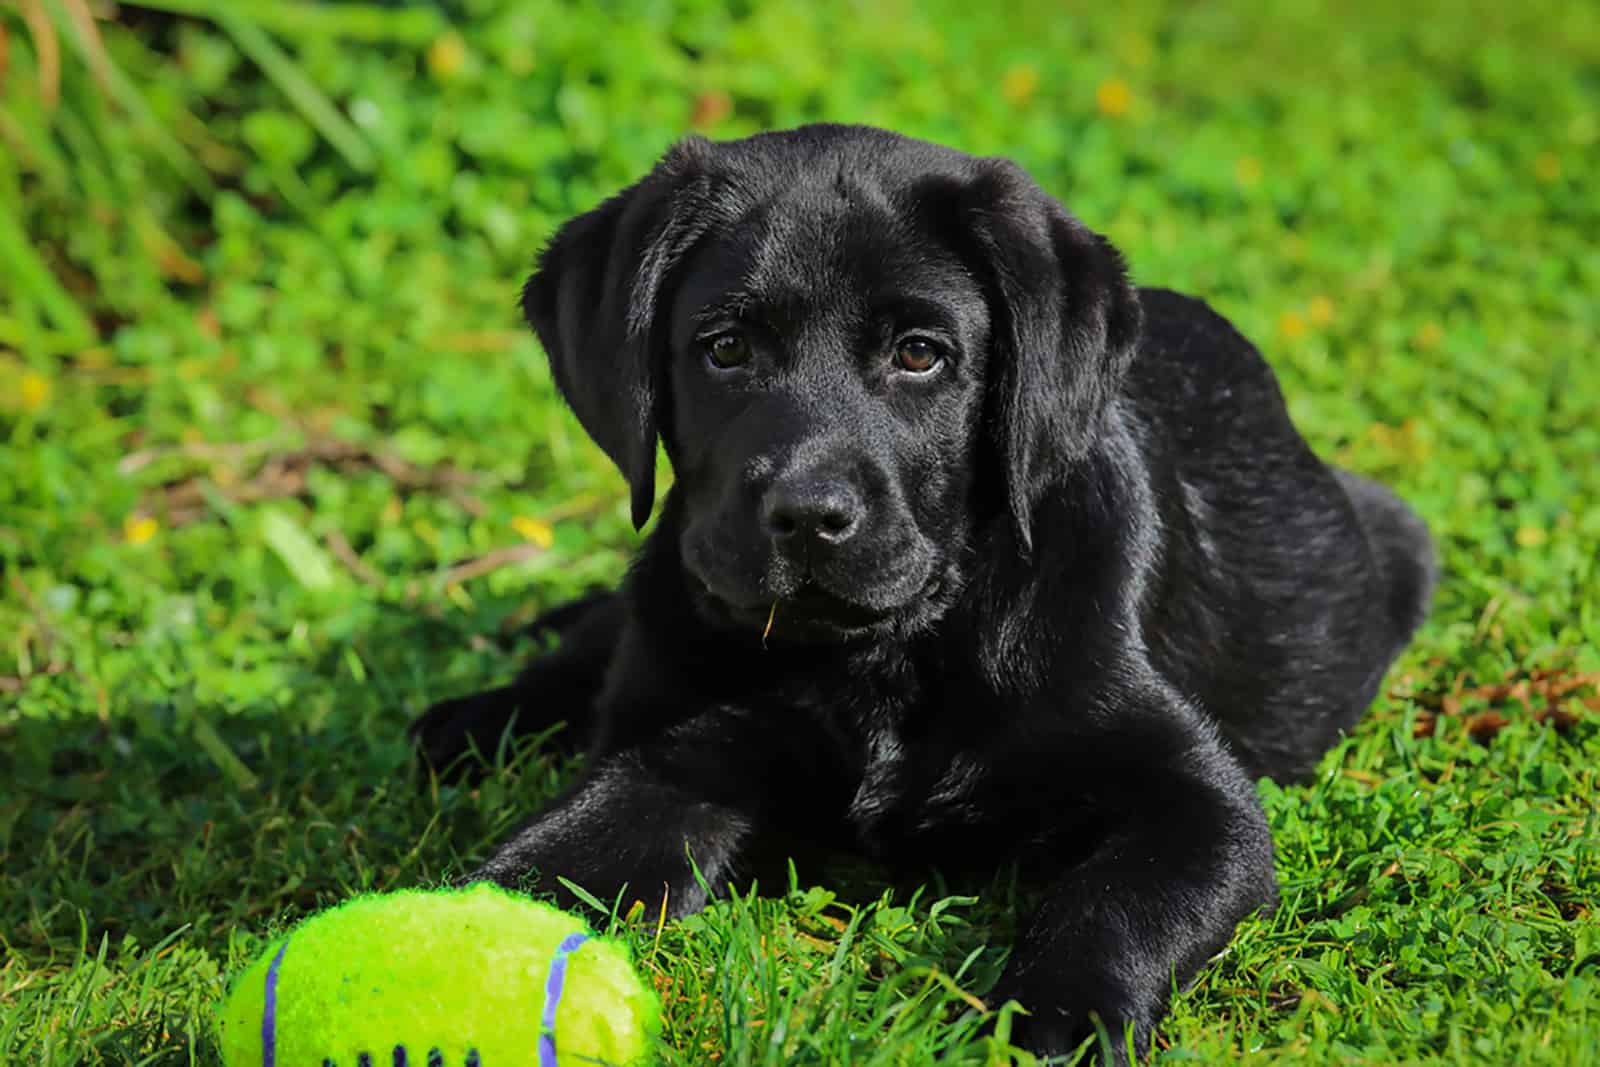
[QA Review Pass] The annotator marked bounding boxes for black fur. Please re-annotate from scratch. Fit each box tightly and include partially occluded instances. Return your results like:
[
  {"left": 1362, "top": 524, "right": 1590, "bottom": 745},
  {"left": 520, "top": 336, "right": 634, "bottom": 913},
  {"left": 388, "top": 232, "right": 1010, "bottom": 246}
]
[{"left": 411, "top": 125, "right": 1435, "bottom": 1061}]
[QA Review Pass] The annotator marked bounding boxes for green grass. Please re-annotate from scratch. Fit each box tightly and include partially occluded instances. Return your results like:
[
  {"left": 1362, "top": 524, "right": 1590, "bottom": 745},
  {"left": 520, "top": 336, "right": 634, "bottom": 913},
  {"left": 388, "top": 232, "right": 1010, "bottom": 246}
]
[{"left": 2, "top": 0, "right": 1597, "bottom": 1063}]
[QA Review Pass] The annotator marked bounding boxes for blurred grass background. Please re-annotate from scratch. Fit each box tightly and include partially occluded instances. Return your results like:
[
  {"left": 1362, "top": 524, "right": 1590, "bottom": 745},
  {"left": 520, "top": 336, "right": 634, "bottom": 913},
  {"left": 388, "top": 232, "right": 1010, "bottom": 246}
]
[{"left": 1, "top": 0, "right": 1597, "bottom": 1063}]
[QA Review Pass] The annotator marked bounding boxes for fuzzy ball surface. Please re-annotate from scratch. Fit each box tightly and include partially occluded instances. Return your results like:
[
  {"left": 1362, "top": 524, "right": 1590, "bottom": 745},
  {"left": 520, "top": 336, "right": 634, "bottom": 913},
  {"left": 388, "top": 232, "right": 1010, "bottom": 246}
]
[{"left": 217, "top": 883, "right": 659, "bottom": 1067}]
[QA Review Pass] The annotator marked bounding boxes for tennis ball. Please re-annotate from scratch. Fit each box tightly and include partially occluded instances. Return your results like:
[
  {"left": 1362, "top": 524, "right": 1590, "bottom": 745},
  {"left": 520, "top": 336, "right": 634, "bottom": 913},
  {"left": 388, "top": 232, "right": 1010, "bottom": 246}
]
[{"left": 217, "top": 883, "right": 659, "bottom": 1067}]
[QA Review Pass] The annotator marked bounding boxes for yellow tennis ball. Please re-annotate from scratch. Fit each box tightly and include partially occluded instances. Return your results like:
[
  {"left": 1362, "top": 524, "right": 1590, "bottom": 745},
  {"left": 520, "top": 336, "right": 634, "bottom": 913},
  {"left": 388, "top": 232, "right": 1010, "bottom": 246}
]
[{"left": 217, "top": 883, "right": 659, "bottom": 1066}]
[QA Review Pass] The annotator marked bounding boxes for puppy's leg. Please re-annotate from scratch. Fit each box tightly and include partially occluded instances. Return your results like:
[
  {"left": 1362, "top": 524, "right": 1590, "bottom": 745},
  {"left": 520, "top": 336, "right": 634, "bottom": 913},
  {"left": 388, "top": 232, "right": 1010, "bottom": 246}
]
[
  {"left": 467, "top": 708, "right": 805, "bottom": 917},
  {"left": 990, "top": 692, "right": 1277, "bottom": 1063},
  {"left": 409, "top": 591, "right": 623, "bottom": 774}
]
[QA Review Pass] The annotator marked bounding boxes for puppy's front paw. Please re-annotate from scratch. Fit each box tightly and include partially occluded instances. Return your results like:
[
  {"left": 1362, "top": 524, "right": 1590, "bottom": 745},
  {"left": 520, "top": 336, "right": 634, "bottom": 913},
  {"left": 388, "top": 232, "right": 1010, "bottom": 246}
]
[
  {"left": 408, "top": 684, "right": 526, "bottom": 778},
  {"left": 986, "top": 982, "right": 1143, "bottom": 1065}
]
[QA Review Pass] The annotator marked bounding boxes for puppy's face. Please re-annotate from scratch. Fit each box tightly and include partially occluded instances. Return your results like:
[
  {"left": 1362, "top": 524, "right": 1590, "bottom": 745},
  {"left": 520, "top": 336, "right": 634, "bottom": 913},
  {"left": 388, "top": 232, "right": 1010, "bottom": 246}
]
[
  {"left": 522, "top": 125, "right": 1142, "bottom": 646},
  {"left": 664, "top": 190, "right": 992, "bottom": 642}
]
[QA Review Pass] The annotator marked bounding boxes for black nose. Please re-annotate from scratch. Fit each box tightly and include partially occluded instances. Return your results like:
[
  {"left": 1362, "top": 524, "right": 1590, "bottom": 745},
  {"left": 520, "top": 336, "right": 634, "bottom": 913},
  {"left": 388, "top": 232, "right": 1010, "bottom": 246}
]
[{"left": 761, "top": 480, "right": 864, "bottom": 546}]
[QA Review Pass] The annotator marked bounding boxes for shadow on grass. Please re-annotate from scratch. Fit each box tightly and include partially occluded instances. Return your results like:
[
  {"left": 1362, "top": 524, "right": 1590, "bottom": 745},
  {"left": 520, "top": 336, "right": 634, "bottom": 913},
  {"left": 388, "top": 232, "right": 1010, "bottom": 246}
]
[{"left": 2, "top": 592, "right": 563, "bottom": 938}]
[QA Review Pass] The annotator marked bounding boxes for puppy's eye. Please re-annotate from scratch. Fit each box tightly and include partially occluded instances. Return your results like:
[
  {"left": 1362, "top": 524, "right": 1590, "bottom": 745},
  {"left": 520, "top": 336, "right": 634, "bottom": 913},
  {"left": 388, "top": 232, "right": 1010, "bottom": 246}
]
[
  {"left": 704, "top": 332, "right": 753, "bottom": 369},
  {"left": 894, "top": 337, "right": 943, "bottom": 373}
]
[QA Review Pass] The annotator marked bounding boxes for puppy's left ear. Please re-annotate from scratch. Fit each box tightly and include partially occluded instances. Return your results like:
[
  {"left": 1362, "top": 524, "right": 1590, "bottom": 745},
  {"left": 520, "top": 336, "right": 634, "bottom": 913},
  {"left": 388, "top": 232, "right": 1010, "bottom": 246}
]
[
  {"left": 521, "top": 137, "right": 722, "bottom": 529},
  {"left": 963, "top": 160, "right": 1143, "bottom": 554}
]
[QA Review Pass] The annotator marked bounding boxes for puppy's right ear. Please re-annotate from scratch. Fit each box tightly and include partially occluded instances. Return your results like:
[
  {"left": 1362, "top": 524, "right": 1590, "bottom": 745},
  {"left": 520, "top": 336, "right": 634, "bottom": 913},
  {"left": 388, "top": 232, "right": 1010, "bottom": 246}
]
[{"left": 521, "top": 137, "right": 719, "bottom": 530}]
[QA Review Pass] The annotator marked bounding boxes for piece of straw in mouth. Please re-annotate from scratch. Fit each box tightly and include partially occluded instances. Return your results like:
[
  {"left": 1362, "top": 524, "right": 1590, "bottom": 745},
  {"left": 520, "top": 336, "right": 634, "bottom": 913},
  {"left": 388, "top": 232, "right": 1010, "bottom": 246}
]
[{"left": 762, "top": 599, "right": 779, "bottom": 646}]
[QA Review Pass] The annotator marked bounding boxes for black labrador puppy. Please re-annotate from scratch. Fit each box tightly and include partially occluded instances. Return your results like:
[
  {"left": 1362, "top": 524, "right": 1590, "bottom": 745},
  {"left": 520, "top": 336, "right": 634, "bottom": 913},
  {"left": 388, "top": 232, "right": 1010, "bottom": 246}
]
[{"left": 412, "top": 124, "right": 1435, "bottom": 1060}]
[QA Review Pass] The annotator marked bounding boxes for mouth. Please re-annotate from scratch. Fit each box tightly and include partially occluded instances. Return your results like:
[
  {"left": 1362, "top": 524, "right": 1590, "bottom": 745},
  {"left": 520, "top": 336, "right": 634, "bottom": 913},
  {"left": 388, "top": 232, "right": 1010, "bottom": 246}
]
[{"left": 700, "top": 573, "right": 945, "bottom": 641}]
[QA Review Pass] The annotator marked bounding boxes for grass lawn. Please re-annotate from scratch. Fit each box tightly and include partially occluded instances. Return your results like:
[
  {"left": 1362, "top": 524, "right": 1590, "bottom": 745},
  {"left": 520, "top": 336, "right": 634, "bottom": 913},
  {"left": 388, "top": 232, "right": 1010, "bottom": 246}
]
[{"left": 2, "top": 0, "right": 1597, "bottom": 1063}]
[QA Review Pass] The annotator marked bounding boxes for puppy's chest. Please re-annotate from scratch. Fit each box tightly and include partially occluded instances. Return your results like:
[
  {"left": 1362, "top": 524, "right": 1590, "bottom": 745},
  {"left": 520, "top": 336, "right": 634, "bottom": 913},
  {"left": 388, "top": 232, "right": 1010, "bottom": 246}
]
[{"left": 828, "top": 693, "right": 1009, "bottom": 864}]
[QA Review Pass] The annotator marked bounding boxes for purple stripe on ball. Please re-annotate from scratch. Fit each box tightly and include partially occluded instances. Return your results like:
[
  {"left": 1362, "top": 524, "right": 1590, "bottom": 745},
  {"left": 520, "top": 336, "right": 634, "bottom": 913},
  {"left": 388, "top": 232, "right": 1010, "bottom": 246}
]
[
  {"left": 538, "top": 932, "right": 592, "bottom": 1067},
  {"left": 261, "top": 940, "right": 290, "bottom": 1067}
]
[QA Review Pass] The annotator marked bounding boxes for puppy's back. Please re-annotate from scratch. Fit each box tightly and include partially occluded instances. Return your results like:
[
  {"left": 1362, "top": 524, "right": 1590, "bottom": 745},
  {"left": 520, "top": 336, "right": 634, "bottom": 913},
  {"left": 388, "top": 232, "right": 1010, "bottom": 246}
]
[{"left": 1126, "top": 288, "right": 1433, "bottom": 781}]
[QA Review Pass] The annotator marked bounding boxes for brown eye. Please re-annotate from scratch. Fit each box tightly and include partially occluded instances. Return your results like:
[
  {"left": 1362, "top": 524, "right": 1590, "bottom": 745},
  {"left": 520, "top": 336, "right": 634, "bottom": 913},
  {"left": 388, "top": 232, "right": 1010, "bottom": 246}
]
[
  {"left": 705, "top": 332, "right": 752, "bottom": 369},
  {"left": 894, "top": 337, "right": 942, "bottom": 373}
]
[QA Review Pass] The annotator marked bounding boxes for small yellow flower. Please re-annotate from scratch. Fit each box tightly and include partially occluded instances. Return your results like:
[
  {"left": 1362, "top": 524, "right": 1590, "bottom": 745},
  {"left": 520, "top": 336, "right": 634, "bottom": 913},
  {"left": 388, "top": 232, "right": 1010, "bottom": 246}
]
[
  {"left": 1002, "top": 64, "right": 1040, "bottom": 106},
  {"left": 1363, "top": 419, "right": 1430, "bottom": 465},
  {"left": 427, "top": 33, "right": 468, "bottom": 80},
  {"left": 1514, "top": 525, "right": 1546, "bottom": 548},
  {"left": 1414, "top": 322, "right": 1444, "bottom": 350},
  {"left": 124, "top": 514, "right": 158, "bottom": 546},
  {"left": 1533, "top": 152, "right": 1561, "bottom": 183},
  {"left": 382, "top": 497, "right": 403, "bottom": 525},
  {"left": 1234, "top": 157, "right": 1263, "bottom": 187},
  {"left": 1095, "top": 78, "right": 1132, "bottom": 118},
  {"left": 1278, "top": 311, "right": 1308, "bottom": 340},
  {"left": 20, "top": 371, "right": 51, "bottom": 411},
  {"left": 1308, "top": 296, "right": 1335, "bottom": 326},
  {"left": 511, "top": 515, "right": 556, "bottom": 549}
]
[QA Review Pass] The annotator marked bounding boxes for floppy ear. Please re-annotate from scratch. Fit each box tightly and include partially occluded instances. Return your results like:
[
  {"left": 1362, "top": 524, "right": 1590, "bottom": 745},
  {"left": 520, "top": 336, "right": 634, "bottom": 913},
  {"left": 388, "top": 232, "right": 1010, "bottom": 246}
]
[
  {"left": 521, "top": 137, "right": 721, "bottom": 530},
  {"left": 963, "top": 159, "right": 1143, "bottom": 554}
]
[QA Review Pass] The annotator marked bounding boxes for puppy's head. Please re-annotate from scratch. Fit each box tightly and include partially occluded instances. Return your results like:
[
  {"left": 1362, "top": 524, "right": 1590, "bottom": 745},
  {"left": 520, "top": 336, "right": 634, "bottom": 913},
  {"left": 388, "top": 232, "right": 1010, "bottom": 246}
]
[{"left": 523, "top": 125, "right": 1140, "bottom": 642}]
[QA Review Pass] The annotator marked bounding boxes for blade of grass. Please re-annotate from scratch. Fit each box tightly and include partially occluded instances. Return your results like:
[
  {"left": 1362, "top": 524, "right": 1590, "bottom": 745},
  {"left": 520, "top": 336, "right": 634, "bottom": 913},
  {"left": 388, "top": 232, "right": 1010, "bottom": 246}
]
[
  {"left": 67, "top": 930, "right": 109, "bottom": 1031},
  {"left": 555, "top": 877, "right": 620, "bottom": 925},
  {"left": 215, "top": 13, "right": 375, "bottom": 173},
  {"left": 17, "top": 0, "right": 62, "bottom": 110},
  {"left": 191, "top": 716, "right": 260, "bottom": 793},
  {"left": 259, "top": 509, "right": 341, "bottom": 592},
  {"left": 57, "top": 0, "right": 108, "bottom": 89}
]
